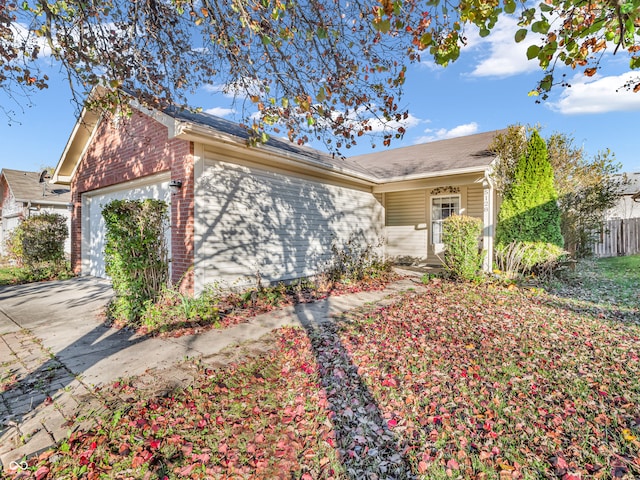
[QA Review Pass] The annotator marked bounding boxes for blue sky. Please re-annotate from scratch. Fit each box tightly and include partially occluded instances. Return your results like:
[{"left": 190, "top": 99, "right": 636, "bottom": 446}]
[{"left": 2, "top": 14, "right": 640, "bottom": 174}]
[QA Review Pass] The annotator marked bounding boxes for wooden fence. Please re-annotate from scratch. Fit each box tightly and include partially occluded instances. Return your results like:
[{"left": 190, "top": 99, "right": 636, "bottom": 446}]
[{"left": 592, "top": 218, "right": 640, "bottom": 257}]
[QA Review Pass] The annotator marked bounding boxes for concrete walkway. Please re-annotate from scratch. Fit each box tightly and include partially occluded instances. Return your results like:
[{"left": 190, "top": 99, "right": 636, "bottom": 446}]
[{"left": 0, "top": 275, "right": 424, "bottom": 471}]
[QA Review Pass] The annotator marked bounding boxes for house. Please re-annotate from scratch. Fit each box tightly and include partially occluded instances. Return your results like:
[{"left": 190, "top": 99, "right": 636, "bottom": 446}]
[
  {"left": 593, "top": 172, "right": 640, "bottom": 257},
  {"left": 52, "top": 97, "right": 501, "bottom": 294},
  {"left": 606, "top": 172, "right": 640, "bottom": 221},
  {"left": 0, "top": 169, "right": 72, "bottom": 257}
]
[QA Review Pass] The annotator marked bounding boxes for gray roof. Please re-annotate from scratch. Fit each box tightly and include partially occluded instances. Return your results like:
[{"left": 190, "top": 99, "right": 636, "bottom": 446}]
[
  {"left": 164, "top": 107, "right": 375, "bottom": 178},
  {"left": 164, "top": 107, "right": 501, "bottom": 181},
  {"left": 1, "top": 169, "right": 71, "bottom": 204},
  {"left": 345, "top": 129, "right": 505, "bottom": 179}
]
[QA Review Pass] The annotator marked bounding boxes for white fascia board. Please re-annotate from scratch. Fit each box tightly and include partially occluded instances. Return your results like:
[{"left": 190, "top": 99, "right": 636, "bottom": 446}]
[
  {"left": 175, "top": 123, "right": 379, "bottom": 187},
  {"left": 53, "top": 175, "right": 72, "bottom": 185},
  {"left": 372, "top": 168, "right": 490, "bottom": 193},
  {"left": 52, "top": 108, "right": 102, "bottom": 185},
  {"left": 173, "top": 120, "right": 494, "bottom": 189}
]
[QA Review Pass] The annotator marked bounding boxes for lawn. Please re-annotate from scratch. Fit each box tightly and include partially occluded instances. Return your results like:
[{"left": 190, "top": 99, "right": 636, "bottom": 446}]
[
  {"left": 11, "top": 257, "right": 640, "bottom": 479},
  {"left": 550, "top": 254, "right": 640, "bottom": 321}
]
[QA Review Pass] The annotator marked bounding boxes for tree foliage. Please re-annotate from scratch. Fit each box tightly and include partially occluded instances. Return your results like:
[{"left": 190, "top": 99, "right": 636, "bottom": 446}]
[
  {"left": 491, "top": 126, "right": 627, "bottom": 257},
  {"left": 547, "top": 133, "right": 628, "bottom": 257},
  {"left": 495, "top": 130, "right": 563, "bottom": 248},
  {"left": 2, "top": 0, "right": 639, "bottom": 149}
]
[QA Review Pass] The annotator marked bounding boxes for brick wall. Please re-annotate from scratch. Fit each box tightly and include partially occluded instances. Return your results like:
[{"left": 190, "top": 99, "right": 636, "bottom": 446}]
[{"left": 70, "top": 110, "right": 194, "bottom": 292}]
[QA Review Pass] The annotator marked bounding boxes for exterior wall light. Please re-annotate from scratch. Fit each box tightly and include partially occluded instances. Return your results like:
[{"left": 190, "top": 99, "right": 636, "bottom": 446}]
[{"left": 169, "top": 180, "right": 183, "bottom": 194}]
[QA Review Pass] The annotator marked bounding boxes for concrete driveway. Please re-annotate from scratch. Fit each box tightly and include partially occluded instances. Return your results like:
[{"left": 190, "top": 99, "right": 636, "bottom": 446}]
[{"left": 0, "top": 275, "right": 421, "bottom": 471}]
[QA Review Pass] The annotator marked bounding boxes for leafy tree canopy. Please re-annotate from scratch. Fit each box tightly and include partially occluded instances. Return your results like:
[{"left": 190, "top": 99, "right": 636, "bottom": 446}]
[
  {"left": 491, "top": 125, "right": 629, "bottom": 257},
  {"left": 2, "top": 0, "right": 639, "bottom": 150}
]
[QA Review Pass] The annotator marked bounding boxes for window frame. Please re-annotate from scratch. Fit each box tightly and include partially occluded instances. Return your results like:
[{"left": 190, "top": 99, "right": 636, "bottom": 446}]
[{"left": 430, "top": 194, "right": 461, "bottom": 246}]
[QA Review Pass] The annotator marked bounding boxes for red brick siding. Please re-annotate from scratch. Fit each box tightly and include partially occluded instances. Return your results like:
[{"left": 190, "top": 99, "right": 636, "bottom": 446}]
[
  {"left": 70, "top": 110, "right": 194, "bottom": 292},
  {"left": 171, "top": 142, "right": 195, "bottom": 293}
]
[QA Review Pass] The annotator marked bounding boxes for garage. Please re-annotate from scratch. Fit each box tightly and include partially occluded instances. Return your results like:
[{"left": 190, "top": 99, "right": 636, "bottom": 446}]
[
  {"left": 81, "top": 173, "right": 172, "bottom": 278},
  {"left": 194, "top": 155, "right": 384, "bottom": 290}
]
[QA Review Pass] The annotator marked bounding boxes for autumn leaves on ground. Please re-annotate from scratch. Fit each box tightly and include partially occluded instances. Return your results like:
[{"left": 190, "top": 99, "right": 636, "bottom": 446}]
[{"left": 13, "top": 257, "right": 640, "bottom": 479}]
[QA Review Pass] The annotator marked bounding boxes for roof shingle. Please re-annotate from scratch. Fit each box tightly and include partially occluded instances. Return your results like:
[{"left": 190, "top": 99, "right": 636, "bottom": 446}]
[
  {"left": 2, "top": 169, "right": 71, "bottom": 204},
  {"left": 344, "top": 130, "right": 506, "bottom": 179},
  {"left": 165, "top": 107, "right": 503, "bottom": 181}
]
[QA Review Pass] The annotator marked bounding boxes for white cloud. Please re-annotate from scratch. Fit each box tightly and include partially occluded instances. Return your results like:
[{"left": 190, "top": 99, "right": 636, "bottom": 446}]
[
  {"left": 548, "top": 72, "right": 640, "bottom": 114},
  {"left": 467, "top": 15, "right": 544, "bottom": 78},
  {"left": 204, "top": 106, "right": 236, "bottom": 117},
  {"left": 360, "top": 112, "right": 422, "bottom": 134},
  {"left": 202, "top": 77, "right": 264, "bottom": 98},
  {"left": 10, "top": 22, "right": 54, "bottom": 57},
  {"left": 202, "top": 83, "right": 225, "bottom": 94},
  {"left": 414, "top": 122, "right": 479, "bottom": 143},
  {"left": 419, "top": 60, "right": 445, "bottom": 72}
]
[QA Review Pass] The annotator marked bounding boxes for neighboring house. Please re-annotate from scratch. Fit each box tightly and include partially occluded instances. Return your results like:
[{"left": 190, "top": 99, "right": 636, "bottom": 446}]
[
  {"left": 606, "top": 172, "right": 640, "bottom": 220},
  {"left": 0, "top": 169, "right": 72, "bottom": 256},
  {"left": 52, "top": 98, "right": 501, "bottom": 294},
  {"left": 593, "top": 172, "right": 640, "bottom": 257}
]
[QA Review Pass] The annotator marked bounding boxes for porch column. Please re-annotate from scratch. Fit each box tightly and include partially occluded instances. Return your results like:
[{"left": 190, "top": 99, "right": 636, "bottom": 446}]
[{"left": 482, "top": 176, "right": 494, "bottom": 272}]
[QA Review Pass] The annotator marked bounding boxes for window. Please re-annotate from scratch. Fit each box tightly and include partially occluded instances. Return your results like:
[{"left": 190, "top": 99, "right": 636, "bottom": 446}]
[{"left": 431, "top": 195, "right": 460, "bottom": 244}]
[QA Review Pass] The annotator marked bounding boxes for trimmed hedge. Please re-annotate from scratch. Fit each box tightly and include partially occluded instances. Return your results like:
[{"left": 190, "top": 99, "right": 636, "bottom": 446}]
[{"left": 442, "top": 214, "right": 484, "bottom": 281}]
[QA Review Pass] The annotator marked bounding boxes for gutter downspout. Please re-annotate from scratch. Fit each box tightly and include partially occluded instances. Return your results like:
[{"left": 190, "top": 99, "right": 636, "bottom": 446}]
[{"left": 482, "top": 172, "right": 495, "bottom": 272}]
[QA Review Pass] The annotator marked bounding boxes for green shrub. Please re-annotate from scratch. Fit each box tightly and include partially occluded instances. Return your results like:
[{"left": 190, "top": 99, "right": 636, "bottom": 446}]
[
  {"left": 328, "top": 235, "right": 390, "bottom": 282},
  {"left": 103, "top": 199, "right": 169, "bottom": 324},
  {"left": 441, "top": 214, "right": 484, "bottom": 281},
  {"left": 21, "top": 213, "right": 68, "bottom": 265},
  {"left": 4, "top": 228, "right": 24, "bottom": 266},
  {"left": 496, "top": 130, "right": 563, "bottom": 248},
  {"left": 10, "top": 213, "right": 68, "bottom": 278}
]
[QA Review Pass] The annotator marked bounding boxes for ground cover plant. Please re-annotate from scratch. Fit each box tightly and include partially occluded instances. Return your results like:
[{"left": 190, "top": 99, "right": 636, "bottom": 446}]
[
  {"left": 0, "top": 264, "right": 74, "bottom": 285},
  {"left": 137, "top": 269, "right": 396, "bottom": 337},
  {"left": 9, "top": 259, "right": 640, "bottom": 479},
  {"left": 135, "top": 240, "right": 394, "bottom": 337}
]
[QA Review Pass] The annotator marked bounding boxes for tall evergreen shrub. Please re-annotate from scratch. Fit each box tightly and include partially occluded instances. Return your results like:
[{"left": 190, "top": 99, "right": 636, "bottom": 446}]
[
  {"left": 496, "top": 130, "right": 563, "bottom": 248},
  {"left": 102, "top": 199, "right": 169, "bottom": 323}
]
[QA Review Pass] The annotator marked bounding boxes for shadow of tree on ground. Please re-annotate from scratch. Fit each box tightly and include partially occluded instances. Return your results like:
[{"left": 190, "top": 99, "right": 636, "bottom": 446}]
[{"left": 296, "top": 297, "right": 417, "bottom": 479}]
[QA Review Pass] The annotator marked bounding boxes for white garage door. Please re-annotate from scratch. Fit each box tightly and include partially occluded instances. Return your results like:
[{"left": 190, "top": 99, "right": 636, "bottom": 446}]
[{"left": 82, "top": 176, "right": 171, "bottom": 278}]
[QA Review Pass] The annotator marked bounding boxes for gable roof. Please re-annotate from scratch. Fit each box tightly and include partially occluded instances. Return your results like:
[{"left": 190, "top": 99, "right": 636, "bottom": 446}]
[
  {"left": 346, "top": 130, "right": 504, "bottom": 181},
  {"left": 53, "top": 90, "right": 501, "bottom": 186},
  {"left": 164, "top": 107, "right": 377, "bottom": 179},
  {"left": 1, "top": 169, "right": 71, "bottom": 205}
]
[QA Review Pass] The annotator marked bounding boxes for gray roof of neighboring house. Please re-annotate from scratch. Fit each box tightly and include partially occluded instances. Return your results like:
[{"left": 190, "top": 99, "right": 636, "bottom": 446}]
[
  {"left": 345, "top": 129, "right": 505, "bottom": 179},
  {"left": 165, "top": 107, "right": 501, "bottom": 181},
  {"left": 1, "top": 169, "right": 71, "bottom": 204}
]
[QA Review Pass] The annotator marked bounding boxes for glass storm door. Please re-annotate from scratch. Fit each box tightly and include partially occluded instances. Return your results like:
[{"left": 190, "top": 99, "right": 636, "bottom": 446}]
[{"left": 431, "top": 195, "right": 460, "bottom": 252}]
